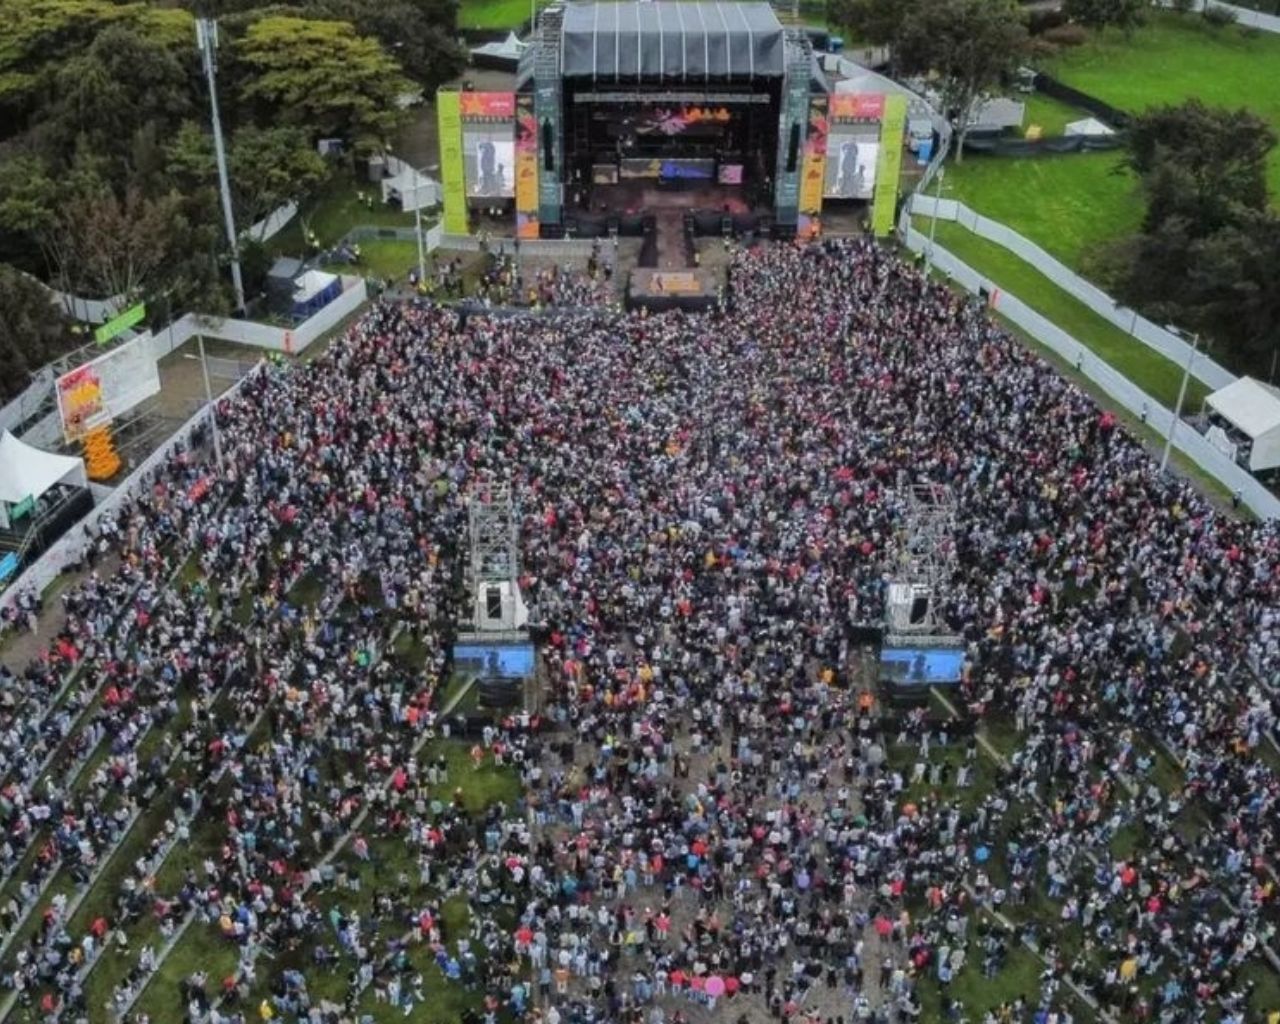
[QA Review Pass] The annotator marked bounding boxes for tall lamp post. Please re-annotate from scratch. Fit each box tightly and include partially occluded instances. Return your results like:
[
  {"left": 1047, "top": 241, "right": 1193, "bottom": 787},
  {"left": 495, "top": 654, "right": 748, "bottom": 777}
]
[
  {"left": 185, "top": 336, "right": 225, "bottom": 474},
  {"left": 1161, "top": 323, "right": 1200, "bottom": 474},
  {"left": 196, "top": 18, "right": 246, "bottom": 313},
  {"left": 923, "top": 166, "right": 946, "bottom": 276}
]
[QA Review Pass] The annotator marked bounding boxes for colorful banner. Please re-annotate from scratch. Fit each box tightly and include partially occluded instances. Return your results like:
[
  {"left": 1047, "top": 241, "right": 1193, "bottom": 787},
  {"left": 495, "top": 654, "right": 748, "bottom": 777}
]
[
  {"left": 460, "top": 92, "right": 515, "bottom": 120},
  {"left": 437, "top": 91, "right": 468, "bottom": 236},
  {"left": 798, "top": 95, "right": 828, "bottom": 239},
  {"left": 872, "top": 94, "right": 907, "bottom": 238},
  {"left": 830, "top": 93, "right": 885, "bottom": 123},
  {"left": 56, "top": 364, "right": 105, "bottom": 442},
  {"left": 515, "top": 93, "right": 540, "bottom": 239}
]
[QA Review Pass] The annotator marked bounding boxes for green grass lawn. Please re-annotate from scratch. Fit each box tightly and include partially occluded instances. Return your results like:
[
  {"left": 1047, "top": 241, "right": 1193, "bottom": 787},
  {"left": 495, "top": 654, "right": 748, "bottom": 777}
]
[
  {"left": 942, "top": 152, "right": 1141, "bottom": 267},
  {"left": 269, "top": 178, "right": 418, "bottom": 258},
  {"left": 917, "top": 217, "right": 1211, "bottom": 412},
  {"left": 1045, "top": 11, "right": 1280, "bottom": 200},
  {"left": 460, "top": 0, "right": 533, "bottom": 28},
  {"left": 1020, "top": 91, "right": 1084, "bottom": 138},
  {"left": 321, "top": 240, "right": 424, "bottom": 284}
]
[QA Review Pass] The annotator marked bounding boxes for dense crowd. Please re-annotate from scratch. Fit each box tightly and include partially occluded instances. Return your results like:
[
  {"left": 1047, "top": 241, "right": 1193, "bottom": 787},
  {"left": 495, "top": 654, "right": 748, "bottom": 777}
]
[{"left": 0, "top": 237, "right": 1277, "bottom": 1024}]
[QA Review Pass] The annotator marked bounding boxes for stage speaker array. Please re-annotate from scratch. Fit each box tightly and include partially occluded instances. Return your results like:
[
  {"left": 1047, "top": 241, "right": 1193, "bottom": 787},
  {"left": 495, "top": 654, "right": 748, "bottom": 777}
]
[
  {"left": 542, "top": 120, "right": 555, "bottom": 172},
  {"left": 786, "top": 124, "right": 800, "bottom": 173}
]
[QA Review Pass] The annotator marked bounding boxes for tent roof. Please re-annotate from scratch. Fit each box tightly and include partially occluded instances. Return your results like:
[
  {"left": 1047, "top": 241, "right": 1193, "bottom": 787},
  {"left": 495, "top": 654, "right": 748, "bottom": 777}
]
[
  {"left": 1206, "top": 377, "right": 1280, "bottom": 440},
  {"left": 1065, "top": 117, "right": 1115, "bottom": 137},
  {"left": 561, "top": 1, "right": 785, "bottom": 80},
  {"left": 293, "top": 270, "right": 338, "bottom": 304},
  {"left": 472, "top": 32, "right": 526, "bottom": 60},
  {"left": 0, "top": 432, "right": 84, "bottom": 505}
]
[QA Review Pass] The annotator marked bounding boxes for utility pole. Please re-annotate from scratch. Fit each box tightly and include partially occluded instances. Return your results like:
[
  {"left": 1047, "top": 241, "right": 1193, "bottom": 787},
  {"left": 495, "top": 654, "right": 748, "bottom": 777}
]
[
  {"left": 1161, "top": 325, "right": 1200, "bottom": 474},
  {"left": 196, "top": 18, "right": 246, "bottom": 313},
  {"left": 923, "top": 166, "right": 945, "bottom": 276}
]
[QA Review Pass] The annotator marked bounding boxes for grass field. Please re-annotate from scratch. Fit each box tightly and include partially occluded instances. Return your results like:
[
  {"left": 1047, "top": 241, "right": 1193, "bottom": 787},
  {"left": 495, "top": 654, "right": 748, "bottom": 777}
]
[
  {"left": 321, "top": 240, "right": 423, "bottom": 283},
  {"left": 1045, "top": 11, "right": 1280, "bottom": 199},
  {"left": 1020, "top": 92, "right": 1084, "bottom": 138},
  {"left": 917, "top": 217, "right": 1211, "bottom": 412},
  {"left": 269, "top": 178, "right": 418, "bottom": 258},
  {"left": 942, "top": 153, "right": 1141, "bottom": 267},
  {"left": 460, "top": 0, "right": 531, "bottom": 29}
]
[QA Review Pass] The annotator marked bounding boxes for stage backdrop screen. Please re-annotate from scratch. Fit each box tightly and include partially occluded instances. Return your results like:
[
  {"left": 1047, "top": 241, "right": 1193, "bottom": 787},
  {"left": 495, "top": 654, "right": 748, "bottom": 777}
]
[
  {"left": 454, "top": 643, "right": 536, "bottom": 679},
  {"left": 879, "top": 647, "right": 965, "bottom": 687},
  {"left": 825, "top": 133, "right": 879, "bottom": 199},
  {"left": 464, "top": 126, "right": 515, "bottom": 198}
]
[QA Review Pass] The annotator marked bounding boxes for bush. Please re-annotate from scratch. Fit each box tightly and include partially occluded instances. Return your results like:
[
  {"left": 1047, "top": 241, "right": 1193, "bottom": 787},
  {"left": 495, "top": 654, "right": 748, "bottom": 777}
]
[
  {"left": 1042, "top": 23, "right": 1090, "bottom": 45},
  {"left": 1202, "top": 4, "right": 1238, "bottom": 25},
  {"left": 1025, "top": 37, "right": 1061, "bottom": 59},
  {"left": 1168, "top": 0, "right": 1196, "bottom": 12},
  {"left": 1027, "top": 7, "right": 1068, "bottom": 34}
]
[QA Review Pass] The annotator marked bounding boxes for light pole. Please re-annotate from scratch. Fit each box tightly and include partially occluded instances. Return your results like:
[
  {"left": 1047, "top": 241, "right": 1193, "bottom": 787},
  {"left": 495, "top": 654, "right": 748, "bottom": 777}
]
[
  {"left": 186, "top": 335, "right": 225, "bottom": 474},
  {"left": 196, "top": 19, "right": 246, "bottom": 313},
  {"left": 924, "top": 166, "right": 945, "bottom": 275},
  {"left": 415, "top": 202, "right": 427, "bottom": 289},
  {"left": 1160, "top": 324, "right": 1200, "bottom": 474}
]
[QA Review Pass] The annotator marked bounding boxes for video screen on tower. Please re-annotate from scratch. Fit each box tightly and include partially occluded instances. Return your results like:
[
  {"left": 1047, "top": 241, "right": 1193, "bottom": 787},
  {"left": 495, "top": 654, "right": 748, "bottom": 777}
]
[
  {"left": 453, "top": 643, "right": 536, "bottom": 679},
  {"left": 824, "top": 133, "right": 879, "bottom": 199},
  {"left": 463, "top": 126, "right": 516, "bottom": 198},
  {"left": 879, "top": 647, "right": 965, "bottom": 687}
]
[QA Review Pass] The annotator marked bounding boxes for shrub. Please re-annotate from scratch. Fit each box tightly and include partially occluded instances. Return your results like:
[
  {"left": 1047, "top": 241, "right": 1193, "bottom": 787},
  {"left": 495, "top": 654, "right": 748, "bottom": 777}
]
[
  {"left": 1202, "top": 4, "right": 1238, "bottom": 26},
  {"left": 1042, "top": 23, "right": 1090, "bottom": 45},
  {"left": 1027, "top": 8, "right": 1068, "bottom": 34},
  {"left": 1168, "top": 0, "right": 1196, "bottom": 13}
]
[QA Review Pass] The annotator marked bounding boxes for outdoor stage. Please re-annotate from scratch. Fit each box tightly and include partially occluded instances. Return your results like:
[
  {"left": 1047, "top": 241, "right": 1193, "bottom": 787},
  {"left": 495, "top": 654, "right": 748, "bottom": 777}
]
[{"left": 626, "top": 268, "right": 720, "bottom": 311}]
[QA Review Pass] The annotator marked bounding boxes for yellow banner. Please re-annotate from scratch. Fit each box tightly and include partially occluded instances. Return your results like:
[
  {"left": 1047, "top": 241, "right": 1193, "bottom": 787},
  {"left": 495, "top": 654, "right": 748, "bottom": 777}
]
[
  {"left": 798, "top": 95, "right": 828, "bottom": 239},
  {"left": 515, "top": 92, "right": 540, "bottom": 239},
  {"left": 437, "top": 91, "right": 468, "bottom": 236},
  {"left": 872, "top": 94, "right": 906, "bottom": 238}
]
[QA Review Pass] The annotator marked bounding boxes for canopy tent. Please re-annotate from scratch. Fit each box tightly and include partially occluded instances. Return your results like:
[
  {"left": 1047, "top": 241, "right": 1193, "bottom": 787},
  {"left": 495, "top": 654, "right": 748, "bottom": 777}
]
[
  {"left": 1065, "top": 117, "right": 1115, "bottom": 137},
  {"left": 380, "top": 166, "right": 441, "bottom": 213},
  {"left": 1204, "top": 377, "right": 1280, "bottom": 472},
  {"left": 291, "top": 270, "right": 342, "bottom": 320},
  {"left": 560, "top": 1, "right": 785, "bottom": 80},
  {"left": 0, "top": 431, "right": 87, "bottom": 506},
  {"left": 471, "top": 32, "right": 526, "bottom": 71}
]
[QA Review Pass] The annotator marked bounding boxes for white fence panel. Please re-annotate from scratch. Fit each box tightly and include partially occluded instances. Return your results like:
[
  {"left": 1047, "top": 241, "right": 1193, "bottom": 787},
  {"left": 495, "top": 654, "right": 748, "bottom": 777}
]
[
  {"left": 1191, "top": 0, "right": 1280, "bottom": 32},
  {"left": 909, "top": 195, "right": 1238, "bottom": 391},
  {"left": 901, "top": 218, "right": 1280, "bottom": 520},
  {"left": 0, "top": 373, "right": 54, "bottom": 437},
  {"left": 293, "top": 278, "right": 368, "bottom": 351},
  {"left": 245, "top": 201, "right": 298, "bottom": 243}
]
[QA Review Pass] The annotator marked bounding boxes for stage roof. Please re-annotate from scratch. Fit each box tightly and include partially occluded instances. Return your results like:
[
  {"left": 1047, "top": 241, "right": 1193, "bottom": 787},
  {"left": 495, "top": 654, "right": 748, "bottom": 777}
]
[{"left": 560, "top": 2, "right": 785, "bottom": 80}]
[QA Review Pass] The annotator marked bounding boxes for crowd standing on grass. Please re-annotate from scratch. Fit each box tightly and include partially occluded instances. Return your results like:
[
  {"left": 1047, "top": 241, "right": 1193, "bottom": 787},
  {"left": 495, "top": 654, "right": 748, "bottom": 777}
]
[{"left": 0, "top": 237, "right": 1277, "bottom": 1024}]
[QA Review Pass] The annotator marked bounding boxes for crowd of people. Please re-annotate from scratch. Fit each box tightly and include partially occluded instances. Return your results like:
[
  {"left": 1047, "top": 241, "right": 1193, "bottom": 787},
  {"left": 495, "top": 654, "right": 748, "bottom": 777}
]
[{"left": 0, "top": 236, "right": 1277, "bottom": 1024}]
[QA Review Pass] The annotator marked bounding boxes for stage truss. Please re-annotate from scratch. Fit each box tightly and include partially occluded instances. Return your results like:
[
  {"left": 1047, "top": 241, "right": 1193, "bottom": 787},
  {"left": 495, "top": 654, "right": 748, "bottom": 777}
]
[{"left": 885, "top": 482, "right": 959, "bottom": 642}]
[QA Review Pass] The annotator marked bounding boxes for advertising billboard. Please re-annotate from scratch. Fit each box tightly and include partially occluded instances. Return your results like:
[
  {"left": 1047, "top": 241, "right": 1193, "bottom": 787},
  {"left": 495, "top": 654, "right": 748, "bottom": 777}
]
[
  {"left": 437, "top": 91, "right": 468, "bottom": 235},
  {"left": 798, "top": 94, "right": 829, "bottom": 238},
  {"left": 56, "top": 338, "right": 161, "bottom": 442},
  {"left": 873, "top": 94, "right": 907, "bottom": 237},
  {"left": 515, "top": 93, "right": 540, "bottom": 239}
]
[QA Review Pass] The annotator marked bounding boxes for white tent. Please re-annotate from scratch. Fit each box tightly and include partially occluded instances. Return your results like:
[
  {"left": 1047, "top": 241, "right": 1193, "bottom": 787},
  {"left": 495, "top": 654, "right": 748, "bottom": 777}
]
[
  {"left": 0, "top": 431, "right": 87, "bottom": 530},
  {"left": 470, "top": 32, "right": 527, "bottom": 66},
  {"left": 1065, "top": 117, "right": 1115, "bottom": 138},
  {"left": 1204, "top": 377, "right": 1280, "bottom": 472},
  {"left": 380, "top": 166, "right": 440, "bottom": 212}
]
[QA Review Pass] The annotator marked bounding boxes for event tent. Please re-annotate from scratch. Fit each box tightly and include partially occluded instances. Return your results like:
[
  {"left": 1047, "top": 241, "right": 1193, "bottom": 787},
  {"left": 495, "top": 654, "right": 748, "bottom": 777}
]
[
  {"left": 0, "top": 431, "right": 87, "bottom": 506},
  {"left": 1204, "top": 377, "right": 1280, "bottom": 472}
]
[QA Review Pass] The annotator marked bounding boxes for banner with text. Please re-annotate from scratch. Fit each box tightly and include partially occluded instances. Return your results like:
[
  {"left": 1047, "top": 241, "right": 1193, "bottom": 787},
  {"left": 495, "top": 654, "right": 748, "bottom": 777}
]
[
  {"left": 437, "top": 91, "right": 468, "bottom": 235},
  {"left": 515, "top": 92, "right": 540, "bottom": 239},
  {"left": 872, "top": 94, "right": 906, "bottom": 237},
  {"left": 798, "top": 95, "right": 829, "bottom": 239}
]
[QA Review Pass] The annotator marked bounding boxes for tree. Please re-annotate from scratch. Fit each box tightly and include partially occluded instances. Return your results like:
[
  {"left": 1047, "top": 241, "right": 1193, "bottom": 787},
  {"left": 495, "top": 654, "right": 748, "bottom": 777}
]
[
  {"left": 1125, "top": 101, "right": 1274, "bottom": 235},
  {"left": 829, "top": 0, "right": 1026, "bottom": 161},
  {"left": 237, "top": 16, "right": 414, "bottom": 152},
  {"left": 303, "top": 0, "right": 464, "bottom": 95},
  {"left": 168, "top": 120, "right": 330, "bottom": 231},
  {"left": 1062, "top": 0, "right": 1147, "bottom": 34},
  {"left": 895, "top": 0, "right": 1028, "bottom": 161},
  {"left": 0, "top": 263, "right": 73, "bottom": 402}
]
